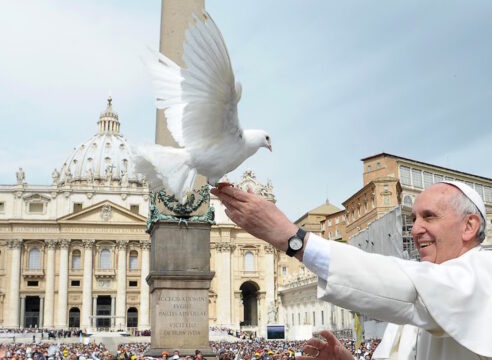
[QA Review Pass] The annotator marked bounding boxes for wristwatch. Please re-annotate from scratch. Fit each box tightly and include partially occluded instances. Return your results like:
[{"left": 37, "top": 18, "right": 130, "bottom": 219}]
[{"left": 286, "top": 228, "right": 307, "bottom": 257}]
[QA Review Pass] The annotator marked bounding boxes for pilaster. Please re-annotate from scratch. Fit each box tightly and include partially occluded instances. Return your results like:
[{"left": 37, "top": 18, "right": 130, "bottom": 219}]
[
  {"left": 116, "top": 240, "right": 128, "bottom": 329},
  {"left": 81, "top": 239, "right": 95, "bottom": 329},
  {"left": 56, "top": 239, "right": 70, "bottom": 328},
  {"left": 44, "top": 239, "right": 57, "bottom": 328},
  {"left": 8, "top": 239, "right": 22, "bottom": 328},
  {"left": 139, "top": 240, "right": 151, "bottom": 329}
]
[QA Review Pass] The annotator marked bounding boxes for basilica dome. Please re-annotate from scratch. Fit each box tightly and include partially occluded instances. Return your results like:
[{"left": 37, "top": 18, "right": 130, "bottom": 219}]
[{"left": 57, "top": 97, "right": 143, "bottom": 187}]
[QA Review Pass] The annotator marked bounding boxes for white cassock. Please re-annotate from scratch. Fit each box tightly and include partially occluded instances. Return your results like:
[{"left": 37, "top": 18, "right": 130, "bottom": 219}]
[{"left": 302, "top": 234, "right": 492, "bottom": 360}]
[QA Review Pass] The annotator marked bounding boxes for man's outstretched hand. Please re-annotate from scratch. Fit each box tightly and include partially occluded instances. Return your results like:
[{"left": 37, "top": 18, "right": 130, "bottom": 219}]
[
  {"left": 211, "top": 186, "right": 298, "bottom": 253},
  {"left": 298, "top": 331, "right": 353, "bottom": 360}
]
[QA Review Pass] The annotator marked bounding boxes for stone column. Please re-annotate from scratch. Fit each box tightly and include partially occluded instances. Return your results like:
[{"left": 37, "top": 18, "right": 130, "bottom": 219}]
[
  {"left": 7, "top": 239, "right": 22, "bottom": 328},
  {"left": 20, "top": 296, "right": 26, "bottom": 328},
  {"left": 56, "top": 239, "right": 70, "bottom": 328},
  {"left": 92, "top": 297, "right": 98, "bottom": 328},
  {"left": 138, "top": 240, "right": 151, "bottom": 330},
  {"left": 263, "top": 245, "right": 276, "bottom": 324},
  {"left": 215, "top": 242, "right": 235, "bottom": 327},
  {"left": 111, "top": 296, "right": 116, "bottom": 328},
  {"left": 39, "top": 296, "right": 45, "bottom": 328},
  {"left": 44, "top": 239, "right": 57, "bottom": 328},
  {"left": 116, "top": 240, "right": 128, "bottom": 329},
  {"left": 258, "top": 293, "right": 266, "bottom": 337},
  {"left": 81, "top": 239, "right": 95, "bottom": 329}
]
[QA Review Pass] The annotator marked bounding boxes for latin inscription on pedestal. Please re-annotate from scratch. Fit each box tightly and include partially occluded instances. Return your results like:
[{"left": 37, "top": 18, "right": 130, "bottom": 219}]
[{"left": 156, "top": 289, "right": 209, "bottom": 344}]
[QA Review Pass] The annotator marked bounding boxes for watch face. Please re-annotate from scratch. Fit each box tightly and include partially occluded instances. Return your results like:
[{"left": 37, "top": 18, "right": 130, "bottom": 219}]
[{"left": 289, "top": 237, "right": 303, "bottom": 251}]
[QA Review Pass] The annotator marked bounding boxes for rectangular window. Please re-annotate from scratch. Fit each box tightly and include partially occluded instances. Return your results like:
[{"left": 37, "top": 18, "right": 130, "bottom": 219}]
[
  {"left": 444, "top": 176, "right": 455, "bottom": 181},
  {"left": 335, "top": 217, "right": 339, "bottom": 224},
  {"left": 367, "top": 165, "right": 372, "bottom": 171},
  {"left": 305, "top": 312, "right": 308, "bottom": 325},
  {"left": 321, "top": 311, "right": 324, "bottom": 325},
  {"left": 27, "top": 281, "right": 38, "bottom": 287},
  {"left": 71, "top": 280, "right": 80, "bottom": 287},
  {"left": 423, "top": 172, "right": 433, "bottom": 189},
  {"left": 282, "top": 266, "right": 287, "bottom": 276},
  {"left": 411, "top": 169, "right": 423, "bottom": 188},
  {"left": 313, "top": 311, "right": 316, "bottom": 326},
  {"left": 0, "top": 202, "right": 4, "bottom": 212},
  {"left": 484, "top": 187, "right": 492, "bottom": 203},
  {"left": 400, "top": 166, "right": 411, "bottom": 186},
  {"left": 475, "top": 184, "right": 484, "bottom": 200},
  {"left": 73, "top": 203, "right": 83, "bottom": 213},
  {"left": 130, "top": 205, "right": 140, "bottom": 214},
  {"left": 298, "top": 313, "right": 300, "bottom": 325},
  {"left": 129, "top": 280, "right": 138, "bottom": 287},
  {"left": 292, "top": 314, "right": 294, "bottom": 326},
  {"left": 434, "top": 174, "right": 444, "bottom": 183},
  {"left": 328, "top": 219, "right": 332, "bottom": 226},
  {"left": 28, "top": 203, "right": 44, "bottom": 213}
]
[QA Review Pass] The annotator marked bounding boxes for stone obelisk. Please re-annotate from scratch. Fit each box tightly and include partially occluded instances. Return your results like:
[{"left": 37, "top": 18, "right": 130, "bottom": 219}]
[{"left": 146, "top": 0, "right": 214, "bottom": 357}]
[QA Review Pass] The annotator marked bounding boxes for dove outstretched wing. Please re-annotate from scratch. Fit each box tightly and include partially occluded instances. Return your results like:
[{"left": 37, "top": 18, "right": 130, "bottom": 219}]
[{"left": 146, "top": 12, "right": 242, "bottom": 151}]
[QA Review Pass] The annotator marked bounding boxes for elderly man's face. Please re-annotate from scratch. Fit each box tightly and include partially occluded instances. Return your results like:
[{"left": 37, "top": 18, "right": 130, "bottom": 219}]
[{"left": 411, "top": 184, "right": 469, "bottom": 264}]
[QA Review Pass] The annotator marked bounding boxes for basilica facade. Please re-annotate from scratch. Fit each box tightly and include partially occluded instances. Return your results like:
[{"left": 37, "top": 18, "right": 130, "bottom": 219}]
[{"left": 0, "top": 99, "right": 151, "bottom": 331}]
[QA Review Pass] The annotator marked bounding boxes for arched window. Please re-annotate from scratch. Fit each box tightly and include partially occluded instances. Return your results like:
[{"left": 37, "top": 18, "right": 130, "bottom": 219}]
[
  {"left": 129, "top": 251, "right": 138, "bottom": 270},
  {"left": 100, "top": 249, "right": 111, "bottom": 269},
  {"left": 244, "top": 251, "right": 254, "bottom": 272},
  {"left": 127, "top": 307, "right": 138, "bottom": 328},
  {"left": 29, "top": 248, "right": 41, "bottom": 269},
  {"left": 69, "top": 307, "right": 80, "bottom": 328},
  {"left": 403, "top": 195, "right": 413, "bottom": 207},
  {"left": 72, "top": 249, "right": 81, "bottom": 270}
]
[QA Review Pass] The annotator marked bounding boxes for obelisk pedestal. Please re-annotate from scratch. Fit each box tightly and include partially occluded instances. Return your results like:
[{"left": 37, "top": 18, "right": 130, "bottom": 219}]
[{"left": 146, "top": 222, "right": 215, "bottom": 357}]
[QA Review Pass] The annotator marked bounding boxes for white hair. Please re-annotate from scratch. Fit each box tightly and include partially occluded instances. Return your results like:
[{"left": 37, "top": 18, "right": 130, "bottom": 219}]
[{"left": 448, "top": 190, "right": 486, "bottom": 243}]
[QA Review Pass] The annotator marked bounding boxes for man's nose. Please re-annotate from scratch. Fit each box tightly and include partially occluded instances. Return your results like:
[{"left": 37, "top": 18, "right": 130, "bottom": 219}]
[{"left": 411, "top": 218, "right": 424, "bottom": 237}]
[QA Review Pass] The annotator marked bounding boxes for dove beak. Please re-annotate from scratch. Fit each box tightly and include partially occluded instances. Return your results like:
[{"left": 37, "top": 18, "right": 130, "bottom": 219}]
[{"left": 268, "top": 144, "right": 272, "bottom": 152}]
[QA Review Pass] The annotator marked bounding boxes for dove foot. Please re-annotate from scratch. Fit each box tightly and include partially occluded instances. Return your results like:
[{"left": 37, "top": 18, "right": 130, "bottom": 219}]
[{"left": 216, "top": 182, "right": 233, "bottom": 190}]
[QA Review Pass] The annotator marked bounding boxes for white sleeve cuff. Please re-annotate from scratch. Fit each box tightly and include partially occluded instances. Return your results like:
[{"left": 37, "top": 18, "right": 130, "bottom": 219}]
[{"left": 302, "top": 233, "right": 331, "bottom": 280}]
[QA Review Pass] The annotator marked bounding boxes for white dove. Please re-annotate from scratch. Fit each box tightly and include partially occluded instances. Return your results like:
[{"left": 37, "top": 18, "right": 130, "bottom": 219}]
[{"left": 133, "top": 12, "right": 272, "bottom": 202}]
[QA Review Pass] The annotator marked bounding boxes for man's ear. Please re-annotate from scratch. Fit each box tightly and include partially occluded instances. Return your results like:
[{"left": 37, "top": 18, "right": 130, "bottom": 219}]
[{"left": 462, "top": 213, "right": 482, "bottom": 243}]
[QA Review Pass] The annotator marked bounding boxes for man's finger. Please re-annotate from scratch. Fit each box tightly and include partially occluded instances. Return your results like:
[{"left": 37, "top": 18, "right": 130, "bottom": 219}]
[
  {"left": 305, "top": 338, "right": 327, "bottom": 350},
  {"left": 319, "top": 330, "right": 339, "bottom": 348},
  {"left": 302, "top": 344, "right": 320, "bottom": 357},
  {"left": 218, "top": 194, "right": 242, "bottom": 214},
  {"left": 217, "top": 186, "right": 251, "bottom": 202}
]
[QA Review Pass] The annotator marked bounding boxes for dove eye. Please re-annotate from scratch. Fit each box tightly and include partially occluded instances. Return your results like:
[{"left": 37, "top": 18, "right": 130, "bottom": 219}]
[{"left": 266, "top": 136, "right": 270, "bottom": 141}]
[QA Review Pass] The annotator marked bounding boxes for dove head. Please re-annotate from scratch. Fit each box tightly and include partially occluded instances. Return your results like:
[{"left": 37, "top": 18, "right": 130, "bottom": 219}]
[{"left": 244, "top": 129, "right": 272, "bottom": 152}]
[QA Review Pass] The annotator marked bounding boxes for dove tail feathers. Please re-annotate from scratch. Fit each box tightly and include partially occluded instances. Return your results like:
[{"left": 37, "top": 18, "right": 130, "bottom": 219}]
[{"left": 132, "top": 144, "right": 196, "bottom": 203}]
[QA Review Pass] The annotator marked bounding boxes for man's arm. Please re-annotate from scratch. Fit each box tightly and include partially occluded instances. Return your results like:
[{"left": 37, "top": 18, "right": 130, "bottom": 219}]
[
  {"left": 211, "top": 186, "right": 308, "bottom": 260},
  {"left": 212, "top": 186, "right": 440, "bottom": 330}
]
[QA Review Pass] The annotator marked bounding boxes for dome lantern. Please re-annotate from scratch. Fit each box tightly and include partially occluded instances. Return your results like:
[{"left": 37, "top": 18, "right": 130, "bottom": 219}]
[{"left": 97, "top": 96, "right": 120, "bottom": 135}]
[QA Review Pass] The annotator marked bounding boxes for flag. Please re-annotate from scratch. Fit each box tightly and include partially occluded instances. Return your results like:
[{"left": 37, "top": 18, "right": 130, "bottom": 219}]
[{"left": 354, "top": 313, "right": 363, "bottom": 349}]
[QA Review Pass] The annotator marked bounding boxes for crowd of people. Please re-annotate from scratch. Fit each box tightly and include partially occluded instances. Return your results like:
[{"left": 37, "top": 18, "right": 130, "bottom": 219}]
[
  {"left": 0, "top": 342, "right": 111, "bottom": 359},
  {"left": 0, "top": 337, "right": 382, "bottom": 359},
  {"left": 338, "top": 339, "right": 381, "bottom": 360}
]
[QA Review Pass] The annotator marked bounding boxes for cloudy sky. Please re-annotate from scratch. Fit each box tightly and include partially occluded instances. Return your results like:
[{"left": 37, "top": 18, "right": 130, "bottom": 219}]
[{"left": 1, "top": 1, "right": 491, "bottom": 220}]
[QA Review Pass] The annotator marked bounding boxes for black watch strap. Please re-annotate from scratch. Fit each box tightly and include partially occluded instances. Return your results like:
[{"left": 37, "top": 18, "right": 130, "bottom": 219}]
[{"left": 286, "top": 228, "right": 307, "bottom": 257}]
